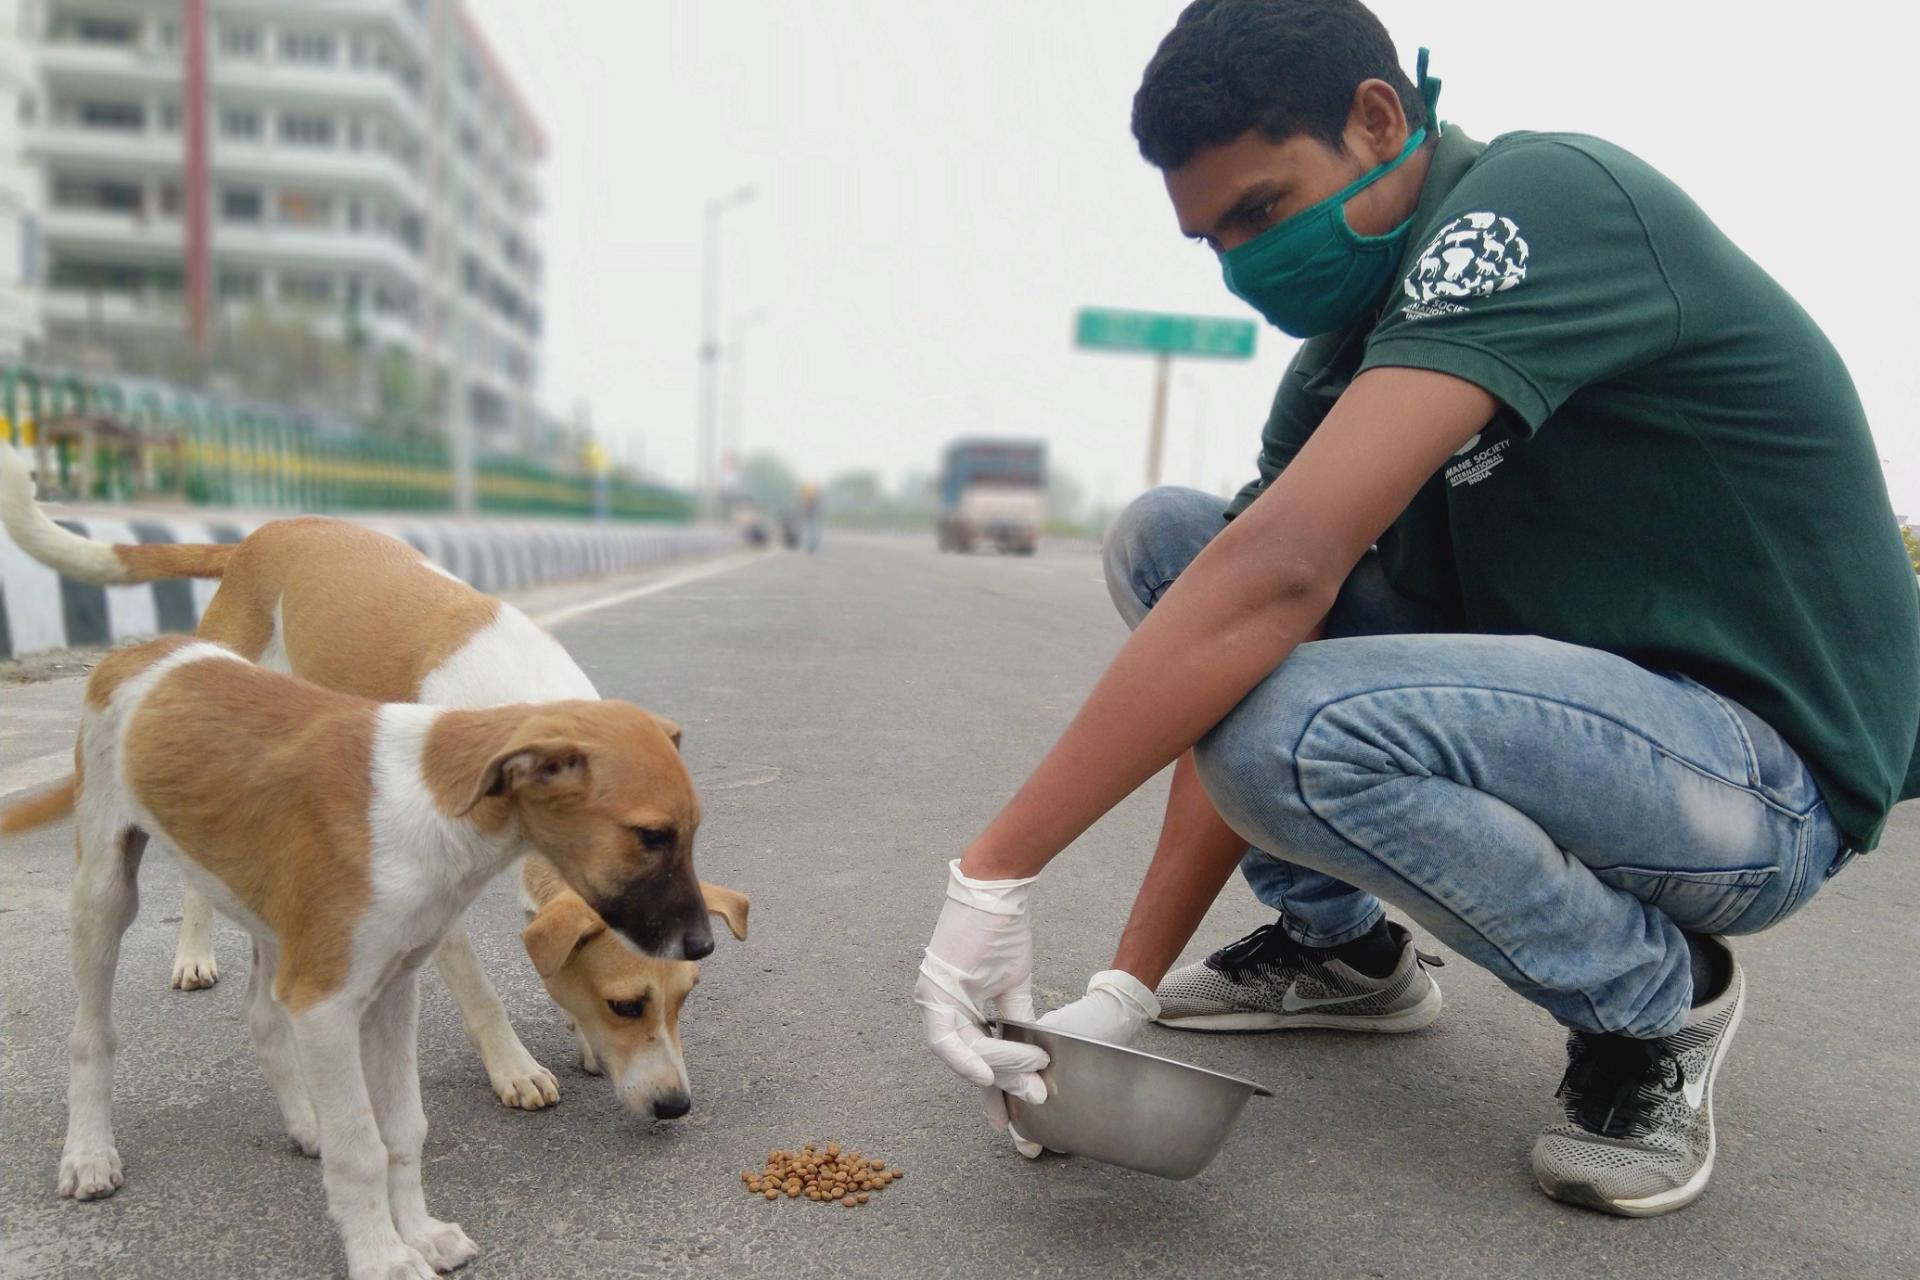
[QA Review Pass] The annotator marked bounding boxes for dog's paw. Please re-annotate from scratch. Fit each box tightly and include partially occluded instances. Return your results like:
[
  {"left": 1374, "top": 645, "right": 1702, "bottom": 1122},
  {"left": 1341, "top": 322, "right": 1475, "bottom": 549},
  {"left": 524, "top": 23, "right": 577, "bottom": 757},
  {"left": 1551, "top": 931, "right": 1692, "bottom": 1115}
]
[
  {"left": 401, "top": 1219, "right": 478, "bottom": 1274},
  {"left": 575, "top": 1036, "right": 603, "bottom": 1076},
  {"left": 286, "top": 1118, "right": 321, "bottom": 1158},
  {"left": 169, "top": 951, "right": 218, "bottom": 990},
  {"left": 488, "top": 1054, "right": 560, "bottom": 1110},
  {"left": 347, "top": 1244, "right": 438, "bottom": 1280},
  {"left": 58, "top": 1147, "right": 124, "bottom": 1200}
]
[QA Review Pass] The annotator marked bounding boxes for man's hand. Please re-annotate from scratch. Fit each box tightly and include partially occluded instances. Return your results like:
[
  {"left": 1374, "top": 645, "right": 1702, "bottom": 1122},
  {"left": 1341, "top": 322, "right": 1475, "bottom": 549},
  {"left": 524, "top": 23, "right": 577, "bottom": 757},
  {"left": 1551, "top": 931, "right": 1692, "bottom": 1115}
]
[
  {"left": 915, "top": 861, "right": 1051, "bottom": 1130},
  {"left": 1006, "top": 970, "right": 1162, "bottom": 1160},
  {"left": 1038, "top": 970, "right": 1161, "bottom": 1043}
]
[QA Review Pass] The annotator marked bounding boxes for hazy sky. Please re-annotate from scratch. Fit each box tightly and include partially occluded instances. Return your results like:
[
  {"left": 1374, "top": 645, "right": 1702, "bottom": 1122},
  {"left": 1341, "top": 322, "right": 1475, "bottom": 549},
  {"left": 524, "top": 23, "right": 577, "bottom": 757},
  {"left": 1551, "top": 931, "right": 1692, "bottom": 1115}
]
[{"left": 470, "top": 0, "right": 1918, "bottom": 513}]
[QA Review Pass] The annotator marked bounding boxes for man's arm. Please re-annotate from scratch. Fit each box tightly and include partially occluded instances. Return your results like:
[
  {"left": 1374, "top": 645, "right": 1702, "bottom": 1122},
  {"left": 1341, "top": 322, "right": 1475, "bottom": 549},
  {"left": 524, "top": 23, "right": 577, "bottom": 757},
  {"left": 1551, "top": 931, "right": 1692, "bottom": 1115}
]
[
  {"left": 958, "top": 367, "right": 1496, "bottom": 884},
  {"left": 1109, "top": 752, "right": 1249, "bottom": 987}
]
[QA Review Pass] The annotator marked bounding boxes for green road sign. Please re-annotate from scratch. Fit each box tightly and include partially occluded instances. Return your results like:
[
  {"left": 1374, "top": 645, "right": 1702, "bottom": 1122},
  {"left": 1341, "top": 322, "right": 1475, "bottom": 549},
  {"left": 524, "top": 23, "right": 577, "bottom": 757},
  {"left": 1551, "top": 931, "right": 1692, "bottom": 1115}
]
[{"left": 1074, "top": 307, "right": 1257, "bottom": 360}]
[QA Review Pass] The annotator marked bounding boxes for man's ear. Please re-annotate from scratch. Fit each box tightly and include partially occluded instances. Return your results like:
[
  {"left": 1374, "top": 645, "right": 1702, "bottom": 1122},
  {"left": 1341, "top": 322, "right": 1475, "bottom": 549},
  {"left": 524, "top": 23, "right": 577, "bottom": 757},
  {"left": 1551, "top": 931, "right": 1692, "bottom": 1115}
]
[
  {"left": 458, "top": 739, "right": 587, "bottom": 815},
  {"left": 651, "top": 715, "right": 683, "bottom": 752},
  {"left": 701, "top": 881, "right": 749, "bottom": 941},
  {"left": 521, "top": 897, "right": 607, "bottom": 978}
]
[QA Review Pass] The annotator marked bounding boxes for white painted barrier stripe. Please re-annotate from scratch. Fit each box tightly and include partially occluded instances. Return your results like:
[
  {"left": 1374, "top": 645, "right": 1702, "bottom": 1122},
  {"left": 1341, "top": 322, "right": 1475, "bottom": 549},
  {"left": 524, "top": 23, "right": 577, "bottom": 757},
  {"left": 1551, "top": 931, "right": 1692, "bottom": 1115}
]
[
  {"left": 0, "top": 512, "right": 742, "bottom": 659},
  {"left": 0, "top": 530, "right": 63, "bottom": 655},
  {"left": 81, "top": 519, "right": 161, "bottom": 643}
]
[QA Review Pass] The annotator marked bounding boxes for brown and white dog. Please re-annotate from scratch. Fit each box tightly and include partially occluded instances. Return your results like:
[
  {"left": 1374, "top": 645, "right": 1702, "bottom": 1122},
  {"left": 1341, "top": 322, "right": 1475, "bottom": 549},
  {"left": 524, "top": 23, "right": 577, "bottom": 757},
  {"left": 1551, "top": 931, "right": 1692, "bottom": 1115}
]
[
  {"left": 0, "top": 442, "right": 732, "bottom": 1113},
  {"left": 4, "top": 636, "right": 710, "bottom": 1278},
  {"left": 521, "top": 858, "right": 746, "bottom": 1116}
]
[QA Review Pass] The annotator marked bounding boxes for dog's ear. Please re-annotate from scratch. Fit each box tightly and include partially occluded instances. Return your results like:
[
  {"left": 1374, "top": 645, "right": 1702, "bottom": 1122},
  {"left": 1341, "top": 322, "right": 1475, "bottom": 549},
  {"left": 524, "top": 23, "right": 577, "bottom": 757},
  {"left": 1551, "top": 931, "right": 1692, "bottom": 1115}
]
[
  {"left": 701, "top": 881, "right": 749, "bottom": 941},
  {"left": 461, "top": 739, "right": 588, "bottom": 815},
  {"left": 521, "top": 896, "right": 607, "bottom": 978},
  {"left": 651, "top": 715, "right": 683, "bottom": 752}
]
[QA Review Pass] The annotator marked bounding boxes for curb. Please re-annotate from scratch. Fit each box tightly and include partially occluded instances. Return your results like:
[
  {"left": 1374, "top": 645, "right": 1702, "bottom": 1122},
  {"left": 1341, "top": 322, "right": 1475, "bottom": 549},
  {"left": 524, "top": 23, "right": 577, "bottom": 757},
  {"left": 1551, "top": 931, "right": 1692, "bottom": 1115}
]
[{"left": 0, "top": 511, "right": 741, "bottom": 660}]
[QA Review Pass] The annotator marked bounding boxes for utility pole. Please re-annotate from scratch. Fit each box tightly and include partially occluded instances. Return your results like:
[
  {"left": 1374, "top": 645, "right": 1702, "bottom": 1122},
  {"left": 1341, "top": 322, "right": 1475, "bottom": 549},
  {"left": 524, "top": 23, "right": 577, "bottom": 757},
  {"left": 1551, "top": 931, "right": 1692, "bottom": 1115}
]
[
  {"left": 1180, "top": 373, "right": 1209, "bottom": 490},
  {"left": 1144, "top": 353, "right": 1171, "bottom": 489},
  {"left": 182, "top": 0, "right": 210, "bottom": 357},
  {"left": 697, "top": 186, "right": 754, "bottom": 520}
]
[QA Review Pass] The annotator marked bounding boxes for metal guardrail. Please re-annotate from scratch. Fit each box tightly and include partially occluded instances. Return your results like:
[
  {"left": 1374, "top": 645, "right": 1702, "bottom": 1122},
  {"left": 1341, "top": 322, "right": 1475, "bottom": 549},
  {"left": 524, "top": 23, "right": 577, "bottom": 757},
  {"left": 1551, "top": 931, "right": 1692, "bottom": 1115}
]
[{"left": 0, "top": 365, "right": 692, "bottom": 522}]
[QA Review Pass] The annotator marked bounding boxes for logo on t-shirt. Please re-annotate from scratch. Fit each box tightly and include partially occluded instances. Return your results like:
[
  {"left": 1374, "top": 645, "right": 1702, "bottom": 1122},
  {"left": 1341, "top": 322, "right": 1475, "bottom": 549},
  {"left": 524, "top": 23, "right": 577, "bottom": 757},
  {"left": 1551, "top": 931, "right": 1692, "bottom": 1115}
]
[
  {"left": 1403, "top": 212, "right": 1530, "bottom": 311},
  {"left": 1446, "top": 438, "right": 1511, "bottom": 488}
]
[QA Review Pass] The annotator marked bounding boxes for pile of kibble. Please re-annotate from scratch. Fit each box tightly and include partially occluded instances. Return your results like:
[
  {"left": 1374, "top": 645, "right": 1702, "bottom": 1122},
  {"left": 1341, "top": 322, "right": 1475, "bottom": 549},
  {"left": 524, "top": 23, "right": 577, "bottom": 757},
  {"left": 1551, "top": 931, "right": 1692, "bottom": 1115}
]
[{"left": 742, "top": 1142, "right": 905, "bottom": 1208}]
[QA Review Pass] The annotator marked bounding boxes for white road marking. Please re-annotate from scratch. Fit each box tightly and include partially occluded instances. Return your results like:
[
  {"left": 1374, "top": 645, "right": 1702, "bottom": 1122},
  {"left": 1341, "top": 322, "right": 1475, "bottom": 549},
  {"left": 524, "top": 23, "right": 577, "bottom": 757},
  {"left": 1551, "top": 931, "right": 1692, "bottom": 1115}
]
[
  {"left": 0, "top": 750, "right": 77, "bottom": 800},
  {"left": 531, "top": 552, "right": 767, "bottom": 630}
]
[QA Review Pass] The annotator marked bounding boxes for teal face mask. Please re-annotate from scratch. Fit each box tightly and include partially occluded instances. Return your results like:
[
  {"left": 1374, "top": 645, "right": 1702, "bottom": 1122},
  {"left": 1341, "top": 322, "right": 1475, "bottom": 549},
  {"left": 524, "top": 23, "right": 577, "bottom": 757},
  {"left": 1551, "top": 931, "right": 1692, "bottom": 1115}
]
[{"left": 1220, "top": 50, "right": 1443, "bottom": 338}]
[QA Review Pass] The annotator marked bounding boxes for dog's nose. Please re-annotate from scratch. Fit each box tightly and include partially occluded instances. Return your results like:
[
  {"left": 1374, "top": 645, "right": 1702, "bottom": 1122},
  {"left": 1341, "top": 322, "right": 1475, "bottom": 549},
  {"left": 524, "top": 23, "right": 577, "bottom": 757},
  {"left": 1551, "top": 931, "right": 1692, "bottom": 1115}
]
[
  {"left": 682, "top": 928, "right": 714, "bottom": 961},
  {"left": 652, "top": 1093, "right": 691, "bottom": 1120}
]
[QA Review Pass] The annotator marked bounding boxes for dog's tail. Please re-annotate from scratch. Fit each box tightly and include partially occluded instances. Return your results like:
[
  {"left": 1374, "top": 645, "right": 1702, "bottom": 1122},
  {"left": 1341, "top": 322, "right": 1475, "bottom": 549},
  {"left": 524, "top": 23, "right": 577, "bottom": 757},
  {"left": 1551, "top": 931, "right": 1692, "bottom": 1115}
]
[
  {"left": 0, "top": 442, "right": 233, "bottom": 585},
  {"left": 0, "top": 776, "right": 77, "bottom": 834}
]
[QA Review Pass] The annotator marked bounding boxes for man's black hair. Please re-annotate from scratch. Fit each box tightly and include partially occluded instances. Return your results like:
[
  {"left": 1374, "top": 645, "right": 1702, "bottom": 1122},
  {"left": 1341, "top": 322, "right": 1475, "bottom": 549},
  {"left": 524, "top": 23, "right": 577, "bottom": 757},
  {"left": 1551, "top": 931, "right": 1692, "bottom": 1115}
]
[{"left": 1132, "top": 0, "right": 1424, "bottom": 170}]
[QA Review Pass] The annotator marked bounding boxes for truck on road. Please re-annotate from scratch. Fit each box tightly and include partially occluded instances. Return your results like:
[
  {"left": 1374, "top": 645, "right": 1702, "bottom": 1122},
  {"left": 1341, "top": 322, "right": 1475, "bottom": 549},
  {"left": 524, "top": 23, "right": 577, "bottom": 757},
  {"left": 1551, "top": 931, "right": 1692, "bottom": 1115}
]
[{"left": 936, "top": 438, "right": 1046, "bottom": 555}]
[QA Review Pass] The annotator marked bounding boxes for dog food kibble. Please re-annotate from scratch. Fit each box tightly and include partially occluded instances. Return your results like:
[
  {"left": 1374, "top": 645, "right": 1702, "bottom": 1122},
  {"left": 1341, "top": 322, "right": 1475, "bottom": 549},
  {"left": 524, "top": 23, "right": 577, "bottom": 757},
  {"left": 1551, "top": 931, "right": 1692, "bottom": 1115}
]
[{"left": 741, "top": 1143, "right": 905, "bottom": 1210}]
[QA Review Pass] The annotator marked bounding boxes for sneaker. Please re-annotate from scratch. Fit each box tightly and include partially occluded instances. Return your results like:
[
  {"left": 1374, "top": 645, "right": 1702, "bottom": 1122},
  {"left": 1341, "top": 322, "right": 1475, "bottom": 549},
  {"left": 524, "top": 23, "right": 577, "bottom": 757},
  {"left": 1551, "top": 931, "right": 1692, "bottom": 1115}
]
[
  {"left": 1153, "top": 918, "right": 1443, "bottom": 1032},
  {"left": 1531, "top": 937, "right": 1744, "bottom": 1218}
]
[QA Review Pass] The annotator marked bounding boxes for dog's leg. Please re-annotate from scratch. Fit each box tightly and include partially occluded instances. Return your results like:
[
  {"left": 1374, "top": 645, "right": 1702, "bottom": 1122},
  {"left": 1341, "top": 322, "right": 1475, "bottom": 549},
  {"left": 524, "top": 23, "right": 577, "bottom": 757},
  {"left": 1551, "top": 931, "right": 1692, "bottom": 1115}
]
[
  {"left": 288, "top": 999, "right": 436, "bottom": 1280},
  {"left": 432, "top": 922, "right": 558, "bottom": 1109},
  {"left": 59, "top": 825, "right": 144, "bottom": 1200},
  {"left": 245, "top": 941, "right": 318, "bottom": 1156},
  {"left": 364, "top": 973, "right": 478, "bottom": 1274},
  {"left": 568, "top": 1018, "right": 603, "bottom": 1076},
  {"left": 169, "top": 887, "right": 219, "bottom": 990}
]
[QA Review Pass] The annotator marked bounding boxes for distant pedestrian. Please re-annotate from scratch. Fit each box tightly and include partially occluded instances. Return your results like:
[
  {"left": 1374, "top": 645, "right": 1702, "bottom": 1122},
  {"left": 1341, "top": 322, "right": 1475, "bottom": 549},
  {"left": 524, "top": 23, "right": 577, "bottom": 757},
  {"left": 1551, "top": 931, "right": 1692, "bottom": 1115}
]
[{"left": 797, "top": 481, "right": 823, "bottom": 554}]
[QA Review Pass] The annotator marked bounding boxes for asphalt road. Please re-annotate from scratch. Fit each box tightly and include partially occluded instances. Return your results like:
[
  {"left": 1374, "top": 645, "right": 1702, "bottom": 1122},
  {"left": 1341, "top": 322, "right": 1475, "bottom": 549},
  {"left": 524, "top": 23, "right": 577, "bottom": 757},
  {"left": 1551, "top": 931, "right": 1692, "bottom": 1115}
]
[{"left": 2, "top": 534, "right": 1915, "bottom": 1279}]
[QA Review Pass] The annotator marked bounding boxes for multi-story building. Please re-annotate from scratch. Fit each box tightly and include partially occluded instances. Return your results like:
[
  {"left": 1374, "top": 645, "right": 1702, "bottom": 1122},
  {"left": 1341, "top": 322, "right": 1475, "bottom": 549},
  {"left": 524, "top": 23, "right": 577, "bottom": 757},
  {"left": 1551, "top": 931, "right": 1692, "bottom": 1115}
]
[
  {"left": 0, "top": 0, "right": 42, "bottom": 362},
  {"left": 23, "top": 0, "right": 545, "bottom": 453}
]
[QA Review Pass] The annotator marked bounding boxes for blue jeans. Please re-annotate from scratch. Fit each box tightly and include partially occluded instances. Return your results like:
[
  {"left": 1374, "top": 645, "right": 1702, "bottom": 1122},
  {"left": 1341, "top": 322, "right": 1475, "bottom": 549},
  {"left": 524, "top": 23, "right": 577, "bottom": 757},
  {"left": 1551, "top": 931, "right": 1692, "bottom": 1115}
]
[{"left": 1105, "top": 487, "right": 1847, "bottom": 1038}]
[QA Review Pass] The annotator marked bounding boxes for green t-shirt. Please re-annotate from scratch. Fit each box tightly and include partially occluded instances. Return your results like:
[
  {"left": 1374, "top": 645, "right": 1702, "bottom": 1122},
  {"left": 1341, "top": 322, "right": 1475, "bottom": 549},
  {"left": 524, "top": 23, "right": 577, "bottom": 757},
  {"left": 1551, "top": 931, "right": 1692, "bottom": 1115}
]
[{"left": 1228, "top": 125, "right": 1919, "bottom": 850}]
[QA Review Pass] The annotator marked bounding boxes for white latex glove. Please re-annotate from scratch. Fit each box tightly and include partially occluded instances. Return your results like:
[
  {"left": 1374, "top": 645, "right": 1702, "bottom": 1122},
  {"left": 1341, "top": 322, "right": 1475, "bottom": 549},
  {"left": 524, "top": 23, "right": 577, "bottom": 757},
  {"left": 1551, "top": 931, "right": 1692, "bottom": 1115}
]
[
  {"left": 1011, "top": 970, "right": 1162, "bottom": 1160},
  {"left": 1038, "top": 969, "right": 1161, "bottom": 1043},
  {"left": 915, "top": 860, "right": 1051, "bottom": 1131}
]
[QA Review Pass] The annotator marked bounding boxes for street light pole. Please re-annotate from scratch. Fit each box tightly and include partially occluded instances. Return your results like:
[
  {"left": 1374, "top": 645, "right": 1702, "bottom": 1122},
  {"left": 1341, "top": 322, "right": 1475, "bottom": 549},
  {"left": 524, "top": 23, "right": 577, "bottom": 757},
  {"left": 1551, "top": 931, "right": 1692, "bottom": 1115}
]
[{"left": 697, "top": 186, "right": 755, "bottom": 521}]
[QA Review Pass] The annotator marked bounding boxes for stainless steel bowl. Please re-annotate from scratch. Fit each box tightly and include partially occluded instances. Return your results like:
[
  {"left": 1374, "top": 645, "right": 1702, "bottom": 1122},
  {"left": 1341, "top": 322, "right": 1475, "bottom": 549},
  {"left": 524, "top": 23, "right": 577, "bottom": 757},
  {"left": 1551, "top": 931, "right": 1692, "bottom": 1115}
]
[{"left": 993, "top": 1018, "right": 1273, "bottom": 1180}]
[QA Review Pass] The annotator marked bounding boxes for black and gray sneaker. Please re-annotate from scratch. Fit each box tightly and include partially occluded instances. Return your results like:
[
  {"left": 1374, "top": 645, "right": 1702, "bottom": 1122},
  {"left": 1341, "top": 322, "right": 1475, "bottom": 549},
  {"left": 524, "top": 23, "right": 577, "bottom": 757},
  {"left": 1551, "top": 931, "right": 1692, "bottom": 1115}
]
[
  {"left": 1532, "top": 937, "right": 1745, "bottom": 1218},
  {"left": 1154, "top": 918, "right": 1443, "bottom": 1032}
]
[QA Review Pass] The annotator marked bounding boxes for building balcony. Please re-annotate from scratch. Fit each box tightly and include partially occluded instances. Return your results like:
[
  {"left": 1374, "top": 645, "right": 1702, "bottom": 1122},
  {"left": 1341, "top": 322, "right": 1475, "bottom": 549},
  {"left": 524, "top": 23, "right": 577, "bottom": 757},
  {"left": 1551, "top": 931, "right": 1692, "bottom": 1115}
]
[
  {"left": 42, "top": 209, "right": 423, "bottom": 285},
  {"left": 36, "top": 41, "right": 183, "bottom": 91},
  {"left": 213, "top": 139, "right": 423, "bottom": 206},
  {"left": 35, "top": 130, "right": 425, "bottom": 210},
  {"left": 42, "top": 288, "right": 192, "bottom": 336},
  {"left": 222, "top": 0, "right": 433, "bottom": 65},
  {"left": 42, "top": 287, "right": 423, "bottom": 353},
  {"left": 41, "top": 208, "right": 185, "bottom": 260},
  {"left": 212, "top": 62, "right": 423, "bottom": 129},
  {"left": 213, "top": 222, "right": 422, "bottom": 282},
  {"left": 38, "top": 42, "right": 426, "bottom": 135},
  {"left": 32, "top": 124, "right": 185, "bottom": 176}
]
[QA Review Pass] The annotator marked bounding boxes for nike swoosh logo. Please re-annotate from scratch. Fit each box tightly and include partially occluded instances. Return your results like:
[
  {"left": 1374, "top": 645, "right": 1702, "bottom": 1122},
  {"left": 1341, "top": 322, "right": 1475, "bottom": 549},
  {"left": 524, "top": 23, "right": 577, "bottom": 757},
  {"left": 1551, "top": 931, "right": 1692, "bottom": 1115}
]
[
  {"left": 1682, "top": 1073, "right": 1706, "bottom": 1109},
  {"left": 1280, "top": 984, "right": 1373, "bottom": 1014}
]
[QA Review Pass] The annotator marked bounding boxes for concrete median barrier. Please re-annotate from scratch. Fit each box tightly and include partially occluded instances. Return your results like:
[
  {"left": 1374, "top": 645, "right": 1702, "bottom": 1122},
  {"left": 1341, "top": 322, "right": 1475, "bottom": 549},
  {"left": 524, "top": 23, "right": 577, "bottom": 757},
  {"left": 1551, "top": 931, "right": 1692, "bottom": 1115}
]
[{"left": 0, "top": 510, "right": 741, "bottom": 660}]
